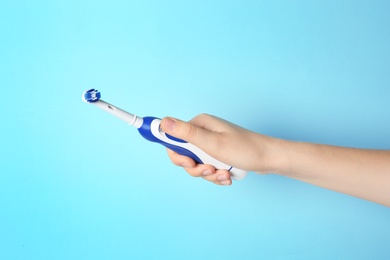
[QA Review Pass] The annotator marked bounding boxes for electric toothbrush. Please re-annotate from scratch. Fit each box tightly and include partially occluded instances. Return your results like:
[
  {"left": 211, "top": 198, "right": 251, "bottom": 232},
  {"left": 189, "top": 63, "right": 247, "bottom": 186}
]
[{"left": 82, "top": 89, "right": 247, "bottom": 180}]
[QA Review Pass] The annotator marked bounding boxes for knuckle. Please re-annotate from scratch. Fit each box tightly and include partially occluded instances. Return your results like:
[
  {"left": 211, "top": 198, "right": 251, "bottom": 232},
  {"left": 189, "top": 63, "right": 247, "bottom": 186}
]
[
  {"left": 197, "top": 113, "right": 211, "bottom": 121},
  {"left": 192, "top": 113, "right": 210, "bottom": 123}
]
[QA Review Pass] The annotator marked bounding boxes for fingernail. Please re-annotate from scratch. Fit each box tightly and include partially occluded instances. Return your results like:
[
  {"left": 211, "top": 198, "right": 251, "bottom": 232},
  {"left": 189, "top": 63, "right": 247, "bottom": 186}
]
[
  {"left": 202, "top": 170, "right": 212, "bottom": 176},
  {"left": 220, "top": 180, "right": 230, "bottom": 186},
  {"left": 217, "top": 174, "right": 227, "bottom": 181},
  {"left": 163, "top": 117, "right": 176, "bottom": 131}
]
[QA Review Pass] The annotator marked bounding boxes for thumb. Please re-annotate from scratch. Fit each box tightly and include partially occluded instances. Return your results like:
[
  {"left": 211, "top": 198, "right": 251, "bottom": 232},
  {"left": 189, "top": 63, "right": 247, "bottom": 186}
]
[
  {"left": 161, "top": 117, "right": 214, "bottom": 149},
  {"left": 161, "top": 117, "right": 199, "bottom": 142}
]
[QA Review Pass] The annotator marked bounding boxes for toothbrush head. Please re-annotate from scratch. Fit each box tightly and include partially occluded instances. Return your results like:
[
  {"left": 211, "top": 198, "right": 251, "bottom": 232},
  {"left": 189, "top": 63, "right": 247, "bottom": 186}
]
[{"left": 82, "top": 89, "right": 101, "bottom": 103}]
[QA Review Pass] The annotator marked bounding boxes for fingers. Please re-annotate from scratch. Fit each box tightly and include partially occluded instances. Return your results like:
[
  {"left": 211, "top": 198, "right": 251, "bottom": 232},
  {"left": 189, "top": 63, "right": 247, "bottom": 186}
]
[
  {"left": 166, "top": 149, "right": 196, "bottom": 168},
  {"left": 202, "top": 169, "right": 232, "bottom": 186},
  {"left": 166, "top": 149, "right": 232, "bottom": 186}
]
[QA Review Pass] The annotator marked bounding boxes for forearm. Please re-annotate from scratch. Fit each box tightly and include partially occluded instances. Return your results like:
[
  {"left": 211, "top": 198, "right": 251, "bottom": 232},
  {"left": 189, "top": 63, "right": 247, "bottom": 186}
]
[{"left": 276, "top": 140, "right": 390, "bottom": 207}]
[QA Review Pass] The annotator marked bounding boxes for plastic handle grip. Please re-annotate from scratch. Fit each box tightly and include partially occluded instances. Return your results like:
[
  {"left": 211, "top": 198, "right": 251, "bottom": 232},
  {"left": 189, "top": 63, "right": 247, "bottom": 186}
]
[{"left": 138, "top": 117, "right": 247, "bottom": 180}]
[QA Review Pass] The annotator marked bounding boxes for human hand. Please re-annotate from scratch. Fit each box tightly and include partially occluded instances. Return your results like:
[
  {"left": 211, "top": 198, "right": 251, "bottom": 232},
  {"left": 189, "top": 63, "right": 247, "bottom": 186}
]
[
  {"left": 160, "top": 114, "right": 284, "bottom": 185},
  {"left": 162, "top": 114, "right": 390, "bottom": 206}
]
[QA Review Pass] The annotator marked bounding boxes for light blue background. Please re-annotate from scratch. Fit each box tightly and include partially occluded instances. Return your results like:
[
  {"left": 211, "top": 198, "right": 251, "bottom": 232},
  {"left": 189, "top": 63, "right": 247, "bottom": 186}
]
[{"left": 1, "top": 1, "right": 389, "bottom": 259}]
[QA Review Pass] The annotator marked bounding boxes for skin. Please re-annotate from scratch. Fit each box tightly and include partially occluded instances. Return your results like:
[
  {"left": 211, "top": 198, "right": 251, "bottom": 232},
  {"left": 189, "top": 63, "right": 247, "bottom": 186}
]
[{"left": 160, "top": 114, "right": 390, "bottom": 207}]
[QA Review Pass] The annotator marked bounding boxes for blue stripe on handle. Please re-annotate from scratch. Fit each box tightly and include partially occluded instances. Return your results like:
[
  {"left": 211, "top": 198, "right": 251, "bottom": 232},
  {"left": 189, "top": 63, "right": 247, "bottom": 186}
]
[
  {"left": 138, "top": 117, "right": 204, "bottom": 164},
  {"left": 165, "top": 133, "right": 188, "bottom": 143}
]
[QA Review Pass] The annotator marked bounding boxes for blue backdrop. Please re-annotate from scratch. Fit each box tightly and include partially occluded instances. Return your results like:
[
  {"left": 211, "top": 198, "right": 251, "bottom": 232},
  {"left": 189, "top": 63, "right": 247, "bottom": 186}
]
[{"left": 1, "top": 1, "right": 389, "bottom": 259}]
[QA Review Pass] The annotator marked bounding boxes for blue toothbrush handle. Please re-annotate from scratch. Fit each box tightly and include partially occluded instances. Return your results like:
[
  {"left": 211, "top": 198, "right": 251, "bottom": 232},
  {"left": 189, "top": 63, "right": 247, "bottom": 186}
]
[{"left": 138, "top": 117, "right": 248, "bottom": 180}]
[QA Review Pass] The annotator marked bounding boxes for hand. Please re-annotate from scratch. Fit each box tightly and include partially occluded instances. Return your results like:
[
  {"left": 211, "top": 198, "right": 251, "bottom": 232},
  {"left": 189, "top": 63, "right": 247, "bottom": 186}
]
[{"left": 160, "top": 114, "right": 284, "bottom": 185}]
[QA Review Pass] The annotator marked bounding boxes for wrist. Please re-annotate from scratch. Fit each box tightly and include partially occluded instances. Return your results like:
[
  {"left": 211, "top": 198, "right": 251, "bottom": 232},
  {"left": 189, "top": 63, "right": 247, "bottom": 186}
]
[{"left": 252, "top": 134, "right": 291, "bottom": 175}]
